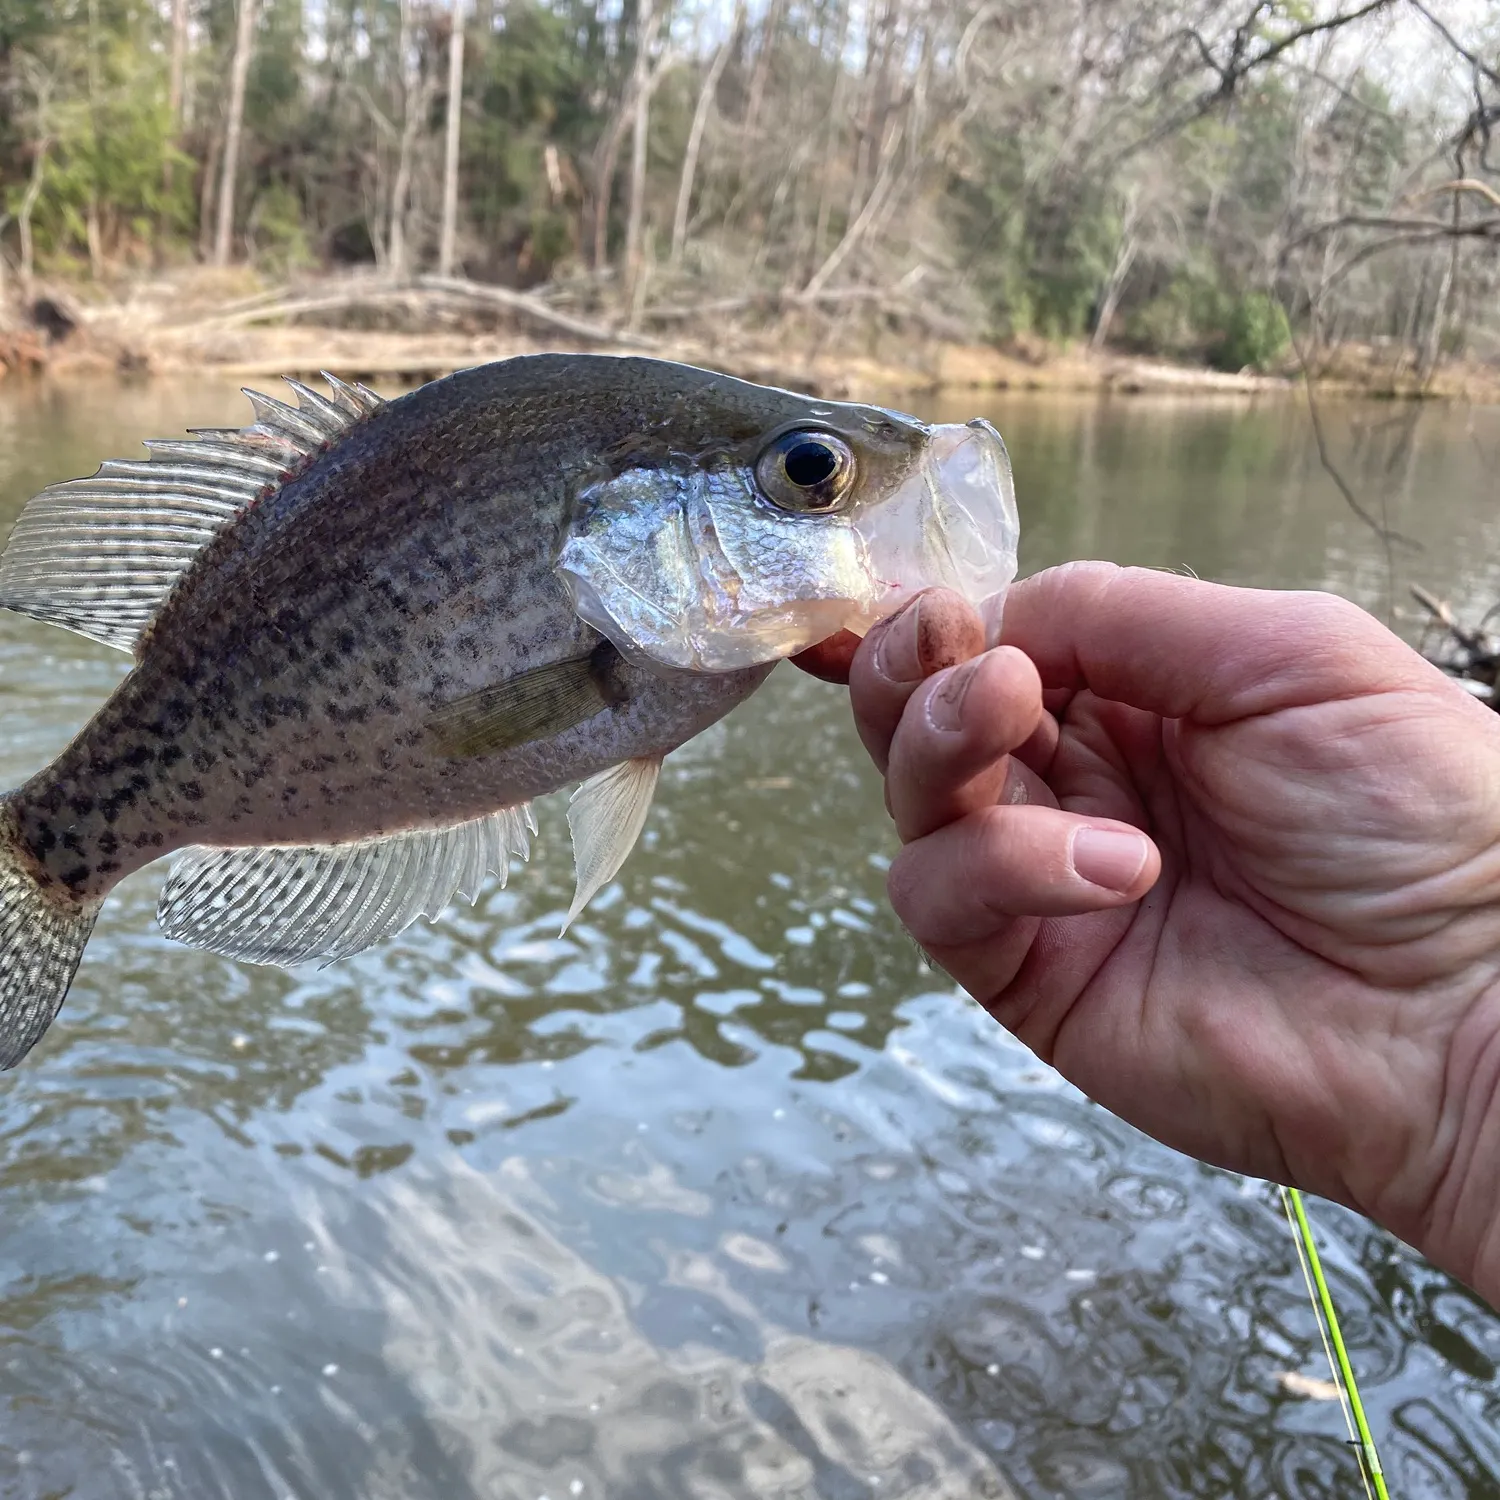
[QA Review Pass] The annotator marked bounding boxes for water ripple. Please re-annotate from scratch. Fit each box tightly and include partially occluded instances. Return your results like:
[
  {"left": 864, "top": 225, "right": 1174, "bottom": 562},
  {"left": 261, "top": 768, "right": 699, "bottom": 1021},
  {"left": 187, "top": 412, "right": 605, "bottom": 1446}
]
[{"left": 0, "top": 383, "right": 1496, "bottom": 1498}]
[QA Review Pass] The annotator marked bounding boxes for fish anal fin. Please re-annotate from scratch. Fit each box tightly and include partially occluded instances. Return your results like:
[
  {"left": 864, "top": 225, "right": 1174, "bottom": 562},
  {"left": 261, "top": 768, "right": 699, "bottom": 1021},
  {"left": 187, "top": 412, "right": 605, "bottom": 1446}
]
[
  {"left": 562, "top": 755, "right": 663, "bottom": 934},
  {"left": 0, "top": 373, "right": 384, "bottom": 655},
  {"left": 428, "top": 644, "right": 624, "bottom": 758},
  {"left": 157, "top": 804, "right": 533, "bottom": 968}
]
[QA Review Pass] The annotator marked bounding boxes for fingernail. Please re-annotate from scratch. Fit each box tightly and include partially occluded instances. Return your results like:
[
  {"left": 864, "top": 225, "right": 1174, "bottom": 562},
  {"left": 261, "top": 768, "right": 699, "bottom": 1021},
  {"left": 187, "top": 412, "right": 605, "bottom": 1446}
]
[
  {"left": 874, "top": 596, "right": 924, "bottom": 682},
  {"left": 1070, "top": 827, "right": 1149, "bottom": 894},
  {"left": 927, "top": 659, "right": 978, "bottom": 731}
]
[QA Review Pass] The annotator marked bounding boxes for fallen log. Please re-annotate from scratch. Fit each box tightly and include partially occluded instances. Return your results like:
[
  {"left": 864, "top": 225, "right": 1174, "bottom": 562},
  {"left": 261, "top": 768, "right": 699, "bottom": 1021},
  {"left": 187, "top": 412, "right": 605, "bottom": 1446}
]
[
  {"left": 172, "top": 275, "right": 657, "bottom": 350},
  {"left": 1411, "top": 582, "right": 1500, "bottom": 705}
]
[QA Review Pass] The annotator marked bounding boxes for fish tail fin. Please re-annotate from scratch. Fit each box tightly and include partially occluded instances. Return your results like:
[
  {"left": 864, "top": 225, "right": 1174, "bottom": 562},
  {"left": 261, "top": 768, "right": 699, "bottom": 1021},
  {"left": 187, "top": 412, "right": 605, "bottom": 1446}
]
[{"left": 0, "top": 804, "right": 100, "bottom": 1069}]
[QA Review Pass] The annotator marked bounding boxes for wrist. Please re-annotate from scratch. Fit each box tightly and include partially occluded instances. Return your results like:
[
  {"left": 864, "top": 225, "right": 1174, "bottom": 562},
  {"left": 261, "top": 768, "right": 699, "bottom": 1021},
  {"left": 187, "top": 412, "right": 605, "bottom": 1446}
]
[{"left": 1407, "top": 978, "right": 1500, "bottom": 1304}]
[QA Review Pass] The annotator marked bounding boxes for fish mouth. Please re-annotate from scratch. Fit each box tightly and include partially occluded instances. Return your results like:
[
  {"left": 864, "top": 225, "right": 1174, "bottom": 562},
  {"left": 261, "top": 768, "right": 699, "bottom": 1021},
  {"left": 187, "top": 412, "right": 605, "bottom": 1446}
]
[
  {"left": 556, "top": 420, "right": 1019, "bottom": 674},
  {"left": 843, "top": 418, "right": 1020, "bottom": 638}
]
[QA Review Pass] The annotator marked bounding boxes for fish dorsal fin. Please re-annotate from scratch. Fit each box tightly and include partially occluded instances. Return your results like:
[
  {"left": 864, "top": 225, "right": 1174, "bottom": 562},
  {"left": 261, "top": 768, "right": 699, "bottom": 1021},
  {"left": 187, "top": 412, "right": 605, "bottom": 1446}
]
[
  {"left": 562, "top": 755, "right": 663, "bottom": 934},
  {"left": 0, "top": 372, "right": 384, "bottom": 654},
  {"left": 156, "top": 803, "right": 535, "bottom": 968}
]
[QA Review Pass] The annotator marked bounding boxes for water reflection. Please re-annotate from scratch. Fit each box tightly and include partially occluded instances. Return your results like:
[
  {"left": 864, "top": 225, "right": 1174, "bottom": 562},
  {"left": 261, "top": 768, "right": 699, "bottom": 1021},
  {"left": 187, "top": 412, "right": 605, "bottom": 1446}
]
[{"left": 0, "top": 379, "right": 1496, "bottom": 1499}]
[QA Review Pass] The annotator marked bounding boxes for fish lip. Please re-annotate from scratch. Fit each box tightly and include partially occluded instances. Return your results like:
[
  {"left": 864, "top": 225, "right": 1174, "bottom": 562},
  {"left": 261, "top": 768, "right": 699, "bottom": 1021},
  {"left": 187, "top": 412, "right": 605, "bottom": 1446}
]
[{"left": 837, "top": 418, "right": 1020, "bottom": 632}]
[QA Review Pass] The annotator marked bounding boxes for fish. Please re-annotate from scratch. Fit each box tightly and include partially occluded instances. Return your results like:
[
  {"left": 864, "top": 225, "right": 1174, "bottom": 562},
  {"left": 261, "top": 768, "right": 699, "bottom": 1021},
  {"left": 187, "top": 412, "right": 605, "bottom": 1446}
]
[{"left": 0, "top": 354, "right": 1019, "bottom": 1068}]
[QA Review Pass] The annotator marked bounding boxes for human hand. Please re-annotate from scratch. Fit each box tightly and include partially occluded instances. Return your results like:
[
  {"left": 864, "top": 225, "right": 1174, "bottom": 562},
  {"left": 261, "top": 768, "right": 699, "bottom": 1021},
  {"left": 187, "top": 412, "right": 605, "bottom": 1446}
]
[{"left": 798, "top": 563, "right": 1500, "bottom": 1302}]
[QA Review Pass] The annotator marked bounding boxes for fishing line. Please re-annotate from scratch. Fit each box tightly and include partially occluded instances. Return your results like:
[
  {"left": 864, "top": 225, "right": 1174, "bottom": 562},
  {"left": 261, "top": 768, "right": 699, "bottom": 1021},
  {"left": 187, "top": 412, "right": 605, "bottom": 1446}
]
[{"left": 1279, "top": 1186, "right": 1390, "bottom": 1500}]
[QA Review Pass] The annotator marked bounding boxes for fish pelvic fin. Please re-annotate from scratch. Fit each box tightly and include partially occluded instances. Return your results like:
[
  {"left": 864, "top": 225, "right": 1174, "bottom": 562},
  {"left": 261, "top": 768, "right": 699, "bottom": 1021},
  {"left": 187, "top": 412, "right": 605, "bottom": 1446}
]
[
  {"left": 156, "top": 803, "right": 536, "bottom": 968},
  {"left": 561, "top": 755, "right": 663, "bottom": 935},
  {"left": 0, "top": 803, "right": 102, "bottom": 1069},
  {"left": 427, "top": 643, "right": 626, "bottom": 758},
  {"left": 0, "top": 372, "right": 385, "bottom": 655}
]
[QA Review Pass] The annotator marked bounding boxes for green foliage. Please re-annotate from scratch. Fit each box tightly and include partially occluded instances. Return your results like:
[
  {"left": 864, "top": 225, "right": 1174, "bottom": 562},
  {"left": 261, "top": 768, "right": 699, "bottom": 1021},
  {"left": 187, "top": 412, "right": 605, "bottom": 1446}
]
[
  {"left": 1121, "top": 273, "right": 1227, "bottom": 358},
  {"left": 1026, "top": 195, "right": 1120, "bottom": 340},
  {"left": 246, "top": 180, "right": 311, "bottom": 272},
  {"left": 462, "top": 0, "right": 604, "bottom": 278},
  {"left": 951, "top": 137, "right": 1119, "bottom": 340},
  {"left": 1210, "top": 292, "right": 1290, "bottom": 372},
  {"left": 0, "top": 0, "right": 1475, "bottom": 380},
  {"left": 4, "top": 1, "right": 194, "bottom": 266}
]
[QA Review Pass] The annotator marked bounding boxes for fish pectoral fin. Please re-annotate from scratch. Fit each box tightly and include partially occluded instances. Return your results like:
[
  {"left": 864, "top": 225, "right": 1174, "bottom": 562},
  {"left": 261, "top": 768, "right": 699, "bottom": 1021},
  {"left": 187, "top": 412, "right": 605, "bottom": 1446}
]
[
  {"left": 427, "top": 646, "right": 623, "bottom": 758},
  {"left": 157, "top": 804, "right": 536, "bottom": 968},
  {"left": 561, "top": 755, "right": 663, "bottom": 935}
]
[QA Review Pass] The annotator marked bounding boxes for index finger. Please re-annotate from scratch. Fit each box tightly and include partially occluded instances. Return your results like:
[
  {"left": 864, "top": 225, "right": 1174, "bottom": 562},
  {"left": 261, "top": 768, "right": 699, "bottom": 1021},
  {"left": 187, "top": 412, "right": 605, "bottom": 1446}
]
[
  {"left": 848, "top": 590, "right": 987, "bottom": 773},
  {"left": 1002, "top": 561, "right": 1443, "bottom": 724}
]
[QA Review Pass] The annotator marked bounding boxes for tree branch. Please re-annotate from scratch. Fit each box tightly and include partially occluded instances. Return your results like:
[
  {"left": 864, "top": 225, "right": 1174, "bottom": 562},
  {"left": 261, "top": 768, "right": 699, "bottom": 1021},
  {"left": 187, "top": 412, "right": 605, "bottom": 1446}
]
[{"left": 1407, "top": 0, "right": 1500, "bottom": 90}]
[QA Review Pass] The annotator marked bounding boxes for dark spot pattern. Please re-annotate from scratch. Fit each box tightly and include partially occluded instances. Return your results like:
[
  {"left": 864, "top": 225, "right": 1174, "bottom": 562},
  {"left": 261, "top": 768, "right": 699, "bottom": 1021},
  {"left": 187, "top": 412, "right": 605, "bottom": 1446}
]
[{"left": 11, "top": 354, "right": 814, "bottom": 900}]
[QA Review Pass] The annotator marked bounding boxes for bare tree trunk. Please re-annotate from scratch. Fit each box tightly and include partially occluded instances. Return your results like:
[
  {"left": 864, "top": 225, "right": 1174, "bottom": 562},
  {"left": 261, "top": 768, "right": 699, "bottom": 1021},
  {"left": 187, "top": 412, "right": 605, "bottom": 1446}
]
[
  {"left": 169, "top": 0, "right": 190, "bottom": 126},
  {"left": 84, "top": 0, "right": 106, "bottom": 278},
  {"left": 17, "top": 139, "right": 48, "bottom": 292},
  {"left": 1397, "top": 262, "right": 1425, "bottom": 373},
  {"left": 623, "top": 0, "right": 655, "bottom": 307},
  {"left": 804, "top": 117, "right": 903, "bottom": 295},
  {"left": 589, "top": 94, "right": 631, "bottom": 271},
  {"left": 743, "top": 0, "right": 786, "bottom": 139},
  {"left": 1418, "top": 247, "right": 1454, "bottom": 386},
  {"left": 1090, "top": 238, "right": 1137, "bottom": 353},
  {"left": 842, "top": 0, "right": 890, "bottom": 236},
  {"left": 810, "top": 0, "right": 854, "bottom": 271},
  {"left": 198, "top": 127, "right": 221, "bottom": 259},
  {"left": 1418, "top": 168, "right": 1463, "bottom": 387},
  {"left": 438, "top": 1, "right": 466, "bottom": 277},
  {"left": 1090, "top": 190, "right": 1140, "bottom": 353},
  {"left": 670, "top": 7, "right": 740, "bottom": 267},
  {"left": 388, "top": 0, "right": 420, "bottom": 279},
  {"left": 214, "top": 0, "right": 257, "bottom": 267},
  {"left": 86, "top": 199, "right": 104, "bottom": 278},
  {"left": 164, "top": 0, "right": 190, "bottom": 193}
]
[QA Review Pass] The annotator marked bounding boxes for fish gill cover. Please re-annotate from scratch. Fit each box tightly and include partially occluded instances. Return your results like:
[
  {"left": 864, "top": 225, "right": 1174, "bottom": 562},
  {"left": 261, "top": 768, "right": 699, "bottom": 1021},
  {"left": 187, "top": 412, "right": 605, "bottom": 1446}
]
[{"left": 557, "top": 412, "right": 1020, "bottom": 671}]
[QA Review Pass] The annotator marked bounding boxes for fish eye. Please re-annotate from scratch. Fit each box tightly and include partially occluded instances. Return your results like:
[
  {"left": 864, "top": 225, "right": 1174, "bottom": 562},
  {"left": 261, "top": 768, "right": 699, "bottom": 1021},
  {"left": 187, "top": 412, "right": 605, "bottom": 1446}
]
[{"left": 755, "top": 430, "right": 856, "bottom": 514}]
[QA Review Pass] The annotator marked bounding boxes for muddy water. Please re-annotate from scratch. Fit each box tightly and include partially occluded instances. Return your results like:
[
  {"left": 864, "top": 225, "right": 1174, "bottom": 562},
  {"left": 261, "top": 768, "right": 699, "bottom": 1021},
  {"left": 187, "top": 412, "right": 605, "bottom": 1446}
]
[{"left": 0, "top": 378, "right": 1496, "bottom": 1499}]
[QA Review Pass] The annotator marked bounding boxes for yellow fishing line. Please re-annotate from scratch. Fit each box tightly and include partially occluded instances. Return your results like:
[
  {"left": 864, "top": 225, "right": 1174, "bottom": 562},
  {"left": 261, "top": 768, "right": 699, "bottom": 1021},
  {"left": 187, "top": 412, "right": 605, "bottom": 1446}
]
[{"left": 1280, "top": 1186, "right": 1390, "bottom": 1500}]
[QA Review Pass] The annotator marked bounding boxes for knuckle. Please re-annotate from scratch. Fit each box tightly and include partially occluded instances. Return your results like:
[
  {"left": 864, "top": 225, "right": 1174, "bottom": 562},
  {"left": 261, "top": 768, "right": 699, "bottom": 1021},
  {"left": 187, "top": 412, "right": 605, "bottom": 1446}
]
[{"left": 1050, "top": 559, "right": 1124, "bottom": 590}]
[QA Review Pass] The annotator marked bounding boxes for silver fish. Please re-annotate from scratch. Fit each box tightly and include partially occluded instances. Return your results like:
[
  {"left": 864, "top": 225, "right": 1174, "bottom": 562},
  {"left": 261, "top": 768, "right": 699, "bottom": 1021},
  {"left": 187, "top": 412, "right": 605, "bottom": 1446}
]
[{"left": 0, "top": 354, "right": 1018, "bottom": 1067}]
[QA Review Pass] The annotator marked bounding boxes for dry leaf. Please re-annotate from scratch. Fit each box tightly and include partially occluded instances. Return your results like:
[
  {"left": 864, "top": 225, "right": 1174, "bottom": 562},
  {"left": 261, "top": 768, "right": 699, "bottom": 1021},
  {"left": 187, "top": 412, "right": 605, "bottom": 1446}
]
[{"left": 1277, "top": 1370, "right": 1342, "bottom": 1401}]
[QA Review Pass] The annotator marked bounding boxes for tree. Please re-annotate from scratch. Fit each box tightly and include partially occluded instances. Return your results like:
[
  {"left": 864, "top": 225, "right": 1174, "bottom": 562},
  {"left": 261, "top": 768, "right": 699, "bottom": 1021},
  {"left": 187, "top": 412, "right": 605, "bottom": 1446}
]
[
  {"left": 0, "top": 0, "right": 1492, "bottom": 379},
  {"left": 213, "top": 0, "right": 255, "bottom": 266},
  {"left": 438, "top": 0, "right": 465, "bottom": 276}
]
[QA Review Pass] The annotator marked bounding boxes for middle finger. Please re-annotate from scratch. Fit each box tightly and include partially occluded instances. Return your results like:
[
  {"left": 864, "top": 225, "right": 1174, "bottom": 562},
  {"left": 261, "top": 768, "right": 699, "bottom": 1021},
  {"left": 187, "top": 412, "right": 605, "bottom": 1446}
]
[{"left": 887, "top": 646, "right": 1054, "bottom": 842}]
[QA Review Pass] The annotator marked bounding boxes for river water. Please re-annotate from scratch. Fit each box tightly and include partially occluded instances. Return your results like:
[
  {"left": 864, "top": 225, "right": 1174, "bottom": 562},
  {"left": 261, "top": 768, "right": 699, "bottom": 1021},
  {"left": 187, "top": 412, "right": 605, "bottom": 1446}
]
[{"left": 0, "top": 378, "right": 1497, "bottom": 1499}]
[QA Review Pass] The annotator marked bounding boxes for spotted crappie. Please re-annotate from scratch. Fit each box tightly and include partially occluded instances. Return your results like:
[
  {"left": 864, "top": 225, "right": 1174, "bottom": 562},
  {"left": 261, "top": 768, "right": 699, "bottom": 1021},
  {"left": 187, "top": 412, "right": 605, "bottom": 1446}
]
[{"left": 0, "top": 354, "right": 1019, "bottom": 1068}]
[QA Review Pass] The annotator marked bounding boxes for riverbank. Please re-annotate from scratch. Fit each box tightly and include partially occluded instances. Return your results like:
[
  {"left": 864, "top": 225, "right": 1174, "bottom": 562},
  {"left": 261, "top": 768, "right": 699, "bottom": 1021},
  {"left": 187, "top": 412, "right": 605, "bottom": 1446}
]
[{"left": 4, "top": 270, "right": 1497, "bottom": 402}]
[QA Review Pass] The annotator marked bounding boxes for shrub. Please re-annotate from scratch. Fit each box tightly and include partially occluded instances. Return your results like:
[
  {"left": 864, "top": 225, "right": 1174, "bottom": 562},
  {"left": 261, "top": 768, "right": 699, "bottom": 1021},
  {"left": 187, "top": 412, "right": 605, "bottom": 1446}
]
[{"left": 1211, "top": 292, "right": 1290, "bottom": 371}]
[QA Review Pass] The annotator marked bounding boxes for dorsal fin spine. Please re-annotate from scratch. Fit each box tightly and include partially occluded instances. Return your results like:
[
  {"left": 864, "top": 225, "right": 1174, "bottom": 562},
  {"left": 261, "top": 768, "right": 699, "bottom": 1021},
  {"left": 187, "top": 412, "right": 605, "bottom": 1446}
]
[{"left": 282, "top": 378, "right": 349, "bottom": 430}]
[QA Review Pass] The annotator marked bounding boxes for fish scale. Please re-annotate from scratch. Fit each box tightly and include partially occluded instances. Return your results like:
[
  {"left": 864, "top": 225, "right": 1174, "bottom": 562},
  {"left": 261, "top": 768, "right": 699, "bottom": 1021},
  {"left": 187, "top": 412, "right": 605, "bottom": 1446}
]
[
  {"left": 0, "top": 353, "right": 1019, "bottom": 1068},
  {"left": 17, "top": 361, "right": 781, "bottom": 897}
]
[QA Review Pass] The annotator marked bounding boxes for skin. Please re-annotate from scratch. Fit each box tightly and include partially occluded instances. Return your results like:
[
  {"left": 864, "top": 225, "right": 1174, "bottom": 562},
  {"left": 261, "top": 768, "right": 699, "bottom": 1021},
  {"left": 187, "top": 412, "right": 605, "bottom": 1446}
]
[{"left": 794, "top": 563, "right": 1500, "bottom": 1307}]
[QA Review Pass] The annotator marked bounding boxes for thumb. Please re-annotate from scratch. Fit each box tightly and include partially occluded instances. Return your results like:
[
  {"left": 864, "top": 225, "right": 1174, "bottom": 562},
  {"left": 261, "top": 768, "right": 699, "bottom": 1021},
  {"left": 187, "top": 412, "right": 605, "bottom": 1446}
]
[{"left": 788, "top": 630, "right": 862, "bottom": 684}]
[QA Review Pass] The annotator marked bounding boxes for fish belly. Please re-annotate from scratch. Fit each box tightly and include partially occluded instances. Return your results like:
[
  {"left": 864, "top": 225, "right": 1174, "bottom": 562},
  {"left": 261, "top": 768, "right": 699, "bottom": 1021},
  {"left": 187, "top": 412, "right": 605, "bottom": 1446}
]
[{"left": 12, "top": 600, "right": 767, "bottom": 901}]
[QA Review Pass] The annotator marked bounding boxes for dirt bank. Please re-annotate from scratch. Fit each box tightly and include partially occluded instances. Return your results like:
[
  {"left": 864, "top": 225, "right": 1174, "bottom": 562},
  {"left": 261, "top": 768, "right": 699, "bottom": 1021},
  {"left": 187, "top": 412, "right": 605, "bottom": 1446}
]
[{"left": 5, "top": 270, "right": 1497, "bottom": 403}]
